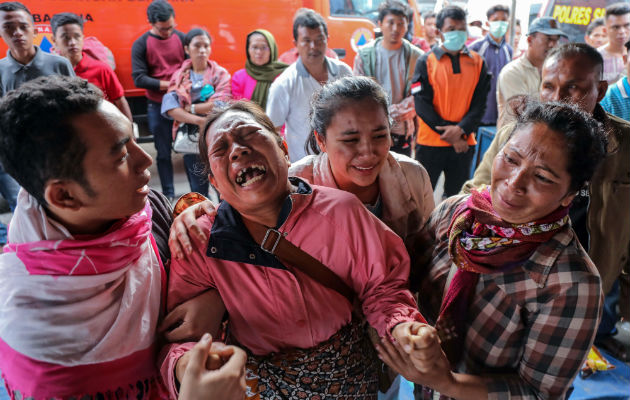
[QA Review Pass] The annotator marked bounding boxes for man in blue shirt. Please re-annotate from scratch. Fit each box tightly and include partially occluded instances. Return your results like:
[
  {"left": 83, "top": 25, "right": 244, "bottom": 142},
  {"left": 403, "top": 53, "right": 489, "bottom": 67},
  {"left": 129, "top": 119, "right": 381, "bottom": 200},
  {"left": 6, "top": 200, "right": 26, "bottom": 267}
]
[
  {"left": 468, "top": 4, "right": 512, "bottom": 126},
  {"left": 601, "top": 39, "right": 630, "bottom": 120}
]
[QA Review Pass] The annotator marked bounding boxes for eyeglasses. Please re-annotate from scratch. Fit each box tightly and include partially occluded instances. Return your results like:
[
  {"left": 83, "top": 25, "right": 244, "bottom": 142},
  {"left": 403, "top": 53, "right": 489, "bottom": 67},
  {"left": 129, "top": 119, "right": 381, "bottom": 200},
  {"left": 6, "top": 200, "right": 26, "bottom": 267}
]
[{"left": 249, "top": 45, "right": 270, "bottom": 52}]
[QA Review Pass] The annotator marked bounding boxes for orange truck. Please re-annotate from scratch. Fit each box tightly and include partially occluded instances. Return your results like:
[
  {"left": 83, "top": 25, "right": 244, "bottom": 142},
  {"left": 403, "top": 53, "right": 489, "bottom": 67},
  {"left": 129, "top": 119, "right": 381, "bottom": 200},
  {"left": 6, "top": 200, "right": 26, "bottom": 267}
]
[{"left": 1, "top": 0, "right": 426, "bottom": 119}]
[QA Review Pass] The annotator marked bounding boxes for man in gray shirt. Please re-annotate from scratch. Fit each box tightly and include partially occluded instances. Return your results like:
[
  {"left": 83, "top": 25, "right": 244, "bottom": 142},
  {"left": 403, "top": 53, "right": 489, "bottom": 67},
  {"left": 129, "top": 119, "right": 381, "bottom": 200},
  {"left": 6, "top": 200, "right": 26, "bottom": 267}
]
[
  {"left": 0, "top": 1, "right": 74, "bottom": 213},
  {"left": 354, "top": 0, "right": 423, "bottom": 157}
]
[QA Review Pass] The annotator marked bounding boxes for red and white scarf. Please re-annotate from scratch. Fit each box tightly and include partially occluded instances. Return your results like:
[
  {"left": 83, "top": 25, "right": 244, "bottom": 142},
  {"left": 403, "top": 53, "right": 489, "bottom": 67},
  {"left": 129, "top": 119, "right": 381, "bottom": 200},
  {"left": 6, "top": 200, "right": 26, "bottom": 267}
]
[
  {"left": 436, "top": 187, "right": 569, "bottom": 365},
  {"left": 0, "top": 190, "right": 164, "bottom": 367}
]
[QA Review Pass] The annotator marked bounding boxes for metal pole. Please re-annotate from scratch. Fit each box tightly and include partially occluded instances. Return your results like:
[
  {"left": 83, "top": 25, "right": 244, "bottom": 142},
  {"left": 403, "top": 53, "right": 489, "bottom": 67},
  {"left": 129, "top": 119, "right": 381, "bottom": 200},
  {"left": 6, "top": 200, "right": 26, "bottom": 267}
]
[{"left": 509, "top": 0, "right": 517, "bottom": 48}]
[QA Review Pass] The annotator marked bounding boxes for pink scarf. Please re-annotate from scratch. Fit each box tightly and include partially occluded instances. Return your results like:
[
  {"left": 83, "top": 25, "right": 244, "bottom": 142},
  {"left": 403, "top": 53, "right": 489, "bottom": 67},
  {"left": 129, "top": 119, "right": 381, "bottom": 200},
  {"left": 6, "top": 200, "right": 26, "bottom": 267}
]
[
  {"left": 0, "top": 191, "right": 164, "bottom": 367},
  {"left": 5, "top": 201, "right": 153, "bottom": 276}
]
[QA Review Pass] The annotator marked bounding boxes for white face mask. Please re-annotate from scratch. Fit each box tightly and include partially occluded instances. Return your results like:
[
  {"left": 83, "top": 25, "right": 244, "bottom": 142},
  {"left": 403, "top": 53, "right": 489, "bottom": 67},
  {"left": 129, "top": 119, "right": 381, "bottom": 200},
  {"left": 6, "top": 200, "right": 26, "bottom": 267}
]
[{"left": 468, "top": 26, "right": 483, "bottom": 38}]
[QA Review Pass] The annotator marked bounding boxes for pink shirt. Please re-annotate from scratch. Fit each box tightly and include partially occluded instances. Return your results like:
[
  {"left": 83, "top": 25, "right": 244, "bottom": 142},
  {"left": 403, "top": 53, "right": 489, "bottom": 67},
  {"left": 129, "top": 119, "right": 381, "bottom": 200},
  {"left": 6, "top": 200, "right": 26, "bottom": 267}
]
[
  {"left": 161, "top": 183, "right": 423, "bottom": 397},
  {"left": 230, "top": 68, "right": 257, "bottom": 100}
]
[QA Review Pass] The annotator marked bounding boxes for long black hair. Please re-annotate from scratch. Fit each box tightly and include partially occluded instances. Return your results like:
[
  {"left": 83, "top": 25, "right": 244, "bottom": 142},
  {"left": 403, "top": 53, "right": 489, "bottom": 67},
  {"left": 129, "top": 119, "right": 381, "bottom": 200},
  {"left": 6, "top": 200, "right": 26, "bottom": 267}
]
[{"left": 305, "top": 76, "right": 391, "bottom": 155}]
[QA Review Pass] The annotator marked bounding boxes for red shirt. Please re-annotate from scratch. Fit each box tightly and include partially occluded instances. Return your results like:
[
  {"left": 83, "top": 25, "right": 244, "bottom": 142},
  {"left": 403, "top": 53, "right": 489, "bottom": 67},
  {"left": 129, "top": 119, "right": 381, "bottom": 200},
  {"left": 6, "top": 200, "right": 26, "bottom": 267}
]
[{"left": 74, "top": 52, "right": 124, "bottom": 101}]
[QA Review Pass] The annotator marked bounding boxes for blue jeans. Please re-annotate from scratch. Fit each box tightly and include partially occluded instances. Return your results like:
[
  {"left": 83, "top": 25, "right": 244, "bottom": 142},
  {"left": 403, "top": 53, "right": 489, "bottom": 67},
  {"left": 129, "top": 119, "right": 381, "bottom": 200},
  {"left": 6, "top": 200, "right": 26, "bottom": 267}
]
[
  {"left": 596, "top": 280, "right": 620, "bottom": 340},
  {"left": 0, "top": 162, "right": 19, "bottom": 211},
  {"left": 183, "top": 153, "right": 209, "bottom": 197},
  {"left": 147, "top": 100, "right": 175, "bottom": 198}
]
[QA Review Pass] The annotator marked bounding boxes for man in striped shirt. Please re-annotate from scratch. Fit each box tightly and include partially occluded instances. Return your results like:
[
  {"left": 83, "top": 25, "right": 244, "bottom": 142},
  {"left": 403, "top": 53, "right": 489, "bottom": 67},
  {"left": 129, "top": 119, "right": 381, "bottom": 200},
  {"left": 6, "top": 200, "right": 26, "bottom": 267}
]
[{"left": 601, "top": 39, "right": 630, "bottom": 120}]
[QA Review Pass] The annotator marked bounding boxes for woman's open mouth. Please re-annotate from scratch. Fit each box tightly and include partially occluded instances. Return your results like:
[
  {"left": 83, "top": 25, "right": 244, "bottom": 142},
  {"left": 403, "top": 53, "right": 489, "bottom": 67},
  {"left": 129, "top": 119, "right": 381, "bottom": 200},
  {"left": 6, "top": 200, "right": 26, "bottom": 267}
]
[
  {"left": 235, "top": 164, "right": 267, "bottom": 187},
  {"left": 352, "top": 165, "right": 376, "bottom": 174}
]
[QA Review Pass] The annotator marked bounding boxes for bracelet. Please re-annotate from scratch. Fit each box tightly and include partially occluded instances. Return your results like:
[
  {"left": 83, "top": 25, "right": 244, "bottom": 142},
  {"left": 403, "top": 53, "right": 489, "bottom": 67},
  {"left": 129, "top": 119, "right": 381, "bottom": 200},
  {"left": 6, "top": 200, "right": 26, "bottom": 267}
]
[{"left": 191, "top": 104, "right": 196, "bottom": 115}]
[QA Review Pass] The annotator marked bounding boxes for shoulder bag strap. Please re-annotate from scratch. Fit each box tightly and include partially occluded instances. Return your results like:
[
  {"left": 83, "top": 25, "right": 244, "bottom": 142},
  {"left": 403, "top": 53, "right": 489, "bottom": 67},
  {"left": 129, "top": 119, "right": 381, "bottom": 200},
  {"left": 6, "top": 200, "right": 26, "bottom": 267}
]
[{"left": 241, "top": 217, "right": 355, "bottom": 304}]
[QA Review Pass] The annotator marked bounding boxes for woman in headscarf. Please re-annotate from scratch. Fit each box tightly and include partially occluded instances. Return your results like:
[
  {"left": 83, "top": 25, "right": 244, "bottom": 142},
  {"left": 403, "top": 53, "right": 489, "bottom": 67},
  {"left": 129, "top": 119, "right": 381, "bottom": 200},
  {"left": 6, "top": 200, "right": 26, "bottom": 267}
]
[{"left": 231, "top": 29, "right": 287, "bottom": 109}]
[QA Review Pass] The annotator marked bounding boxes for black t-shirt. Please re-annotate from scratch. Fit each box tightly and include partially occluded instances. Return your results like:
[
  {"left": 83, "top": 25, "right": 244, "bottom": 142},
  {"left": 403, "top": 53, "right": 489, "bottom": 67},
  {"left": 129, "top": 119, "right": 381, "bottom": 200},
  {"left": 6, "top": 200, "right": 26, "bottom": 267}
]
[
  {"left": 148, "top": 189, "right": 173, "bottom": 268},
  {"left": 569, "top": 187, "right": 590, "bottom": 251}
]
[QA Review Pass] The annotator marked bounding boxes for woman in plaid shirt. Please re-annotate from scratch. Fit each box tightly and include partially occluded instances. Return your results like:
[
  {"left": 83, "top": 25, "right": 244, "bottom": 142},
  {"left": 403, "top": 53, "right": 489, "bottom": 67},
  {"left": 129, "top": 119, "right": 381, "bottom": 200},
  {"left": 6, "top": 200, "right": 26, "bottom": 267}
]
[{"left": 378, "top": 100, "right": 607, "bottom": 400}]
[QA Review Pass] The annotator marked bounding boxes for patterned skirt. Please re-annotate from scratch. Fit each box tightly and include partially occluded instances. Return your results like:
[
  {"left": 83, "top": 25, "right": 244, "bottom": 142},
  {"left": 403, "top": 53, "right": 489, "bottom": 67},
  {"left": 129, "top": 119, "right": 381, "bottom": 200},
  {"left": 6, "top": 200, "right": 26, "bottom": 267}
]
[{"left": 243, "top": 320, "right": 379, "bottom": 399}]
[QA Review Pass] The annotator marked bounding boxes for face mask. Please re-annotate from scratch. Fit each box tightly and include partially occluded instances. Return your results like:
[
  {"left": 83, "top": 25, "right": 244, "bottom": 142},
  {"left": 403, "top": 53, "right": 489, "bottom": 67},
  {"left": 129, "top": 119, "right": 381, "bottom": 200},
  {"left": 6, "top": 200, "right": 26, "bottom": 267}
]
[
  {"left": 468, "top": 26, "right": 483, "bottom": 38},
  {"left": 489, "top": 21, "right": 509, "bottom": 38},
  {"left": 442, "top": 30, "right": 468, "bottom": 51}
]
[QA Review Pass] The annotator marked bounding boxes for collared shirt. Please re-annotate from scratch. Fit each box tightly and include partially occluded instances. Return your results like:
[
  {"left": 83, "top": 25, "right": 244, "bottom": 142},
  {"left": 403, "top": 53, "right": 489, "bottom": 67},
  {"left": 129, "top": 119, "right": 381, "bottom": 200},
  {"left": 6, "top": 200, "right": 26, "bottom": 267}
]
[
  {"left": 601, "top": 75, "right": 630, "bottom": 121},
  {"left": 496, "top": 54, "right": 540, "bottom": 128},
  {"left": 412, "top": 46, "right": 490, "bottom": 147},
  {"left": 266, "top": 57, "right": 352, "bottom": 161},
  {"left": 164, "top": 178, "right": 423, "bottom": 354},
  {"left": 419, "top": 195, "right": 602, "bottom": 400},
  {"left": 598, "top": 46, "right": 625, "bottom": 84},
  {"left": 0, "top": 46, "right": 74, "bottom": 96},
  {"left": 468, "top": 35, "right": 513, "bottom": 125},
  {"left": 461, "top": 104, "right": 630, "bottom": 298}
]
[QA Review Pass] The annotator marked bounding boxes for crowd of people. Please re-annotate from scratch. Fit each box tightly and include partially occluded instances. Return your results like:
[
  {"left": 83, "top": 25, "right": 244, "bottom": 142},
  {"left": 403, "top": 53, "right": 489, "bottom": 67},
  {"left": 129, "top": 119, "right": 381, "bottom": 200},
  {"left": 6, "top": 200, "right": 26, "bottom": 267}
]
[{"left": 0, "top": 0, "right": 627, "bottom": 399}]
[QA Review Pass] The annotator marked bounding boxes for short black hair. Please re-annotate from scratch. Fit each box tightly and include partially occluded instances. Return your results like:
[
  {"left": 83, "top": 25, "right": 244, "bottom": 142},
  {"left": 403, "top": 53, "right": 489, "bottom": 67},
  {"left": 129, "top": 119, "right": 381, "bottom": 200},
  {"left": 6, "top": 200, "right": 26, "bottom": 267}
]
[
  {"left": 307, "top": 76, "right": 391, "bottom": 155},
  {"left": 606, "top": 2, "right": 630, "bottom": 18},
  {"left": 436, "top": 5, "right": 466, "bottom": 30},
  {"left": 0, "top": 76, "right": 103, "bottom": 205},
  {"left": 51, "top": 12, "right": 84, "bottom": 36},
  {"left": 0, "top": 1, "right": 31, "bottom": 16},
  {"left": 486, "top": 4, "right": 509, "bottom": 19},
  {"left": 184, "top": 28, "right": 211, "bottom": 46},
  {"left": 586, "top": 17, "right": 605, "bottom": 36},
  {"left": 515, "top": 18, "right": 521, "bottom": 27},
  {"left": 512, "top": 100, "right": 607, "bottom": 192},
  {"left": 423, "top": 11, "right": 436, "bottom": 22},
  {"left": 377, "top": 0, "right": 411, "bottom": 23},
  {"left": 625, "top": 39, "right": 630, "bottom": 51},
  {"left": 545, "top": 42, "right": 604, "bottom": 80},
  {"left": 292, "top": 8, "right": 328, "bottom": 41},
  {"left": 147, "top": 0, "right": 174, "bottom": 23}
]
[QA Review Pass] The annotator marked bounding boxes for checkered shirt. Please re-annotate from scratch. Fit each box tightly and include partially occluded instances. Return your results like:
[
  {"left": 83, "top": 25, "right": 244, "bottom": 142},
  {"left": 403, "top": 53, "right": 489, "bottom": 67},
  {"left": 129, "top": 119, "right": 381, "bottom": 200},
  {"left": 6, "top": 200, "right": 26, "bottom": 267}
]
[{"left": 420, "top": 195, "right": 603, "bottom": 400}]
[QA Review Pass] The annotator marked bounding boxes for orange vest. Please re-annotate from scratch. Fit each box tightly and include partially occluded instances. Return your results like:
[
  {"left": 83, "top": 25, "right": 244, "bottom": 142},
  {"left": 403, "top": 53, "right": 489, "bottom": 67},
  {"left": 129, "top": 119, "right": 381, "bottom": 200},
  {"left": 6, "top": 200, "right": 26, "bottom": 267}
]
[{"left": 416, "top": 51, "right": 484, "bottom": 147}]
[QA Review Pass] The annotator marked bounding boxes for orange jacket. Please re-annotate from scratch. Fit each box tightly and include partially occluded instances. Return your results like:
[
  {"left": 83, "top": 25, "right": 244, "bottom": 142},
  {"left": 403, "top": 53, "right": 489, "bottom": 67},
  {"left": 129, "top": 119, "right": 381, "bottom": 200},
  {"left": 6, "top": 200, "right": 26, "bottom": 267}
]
[{"left": 412, "top": 46, "right": 490, "bottom": 147}]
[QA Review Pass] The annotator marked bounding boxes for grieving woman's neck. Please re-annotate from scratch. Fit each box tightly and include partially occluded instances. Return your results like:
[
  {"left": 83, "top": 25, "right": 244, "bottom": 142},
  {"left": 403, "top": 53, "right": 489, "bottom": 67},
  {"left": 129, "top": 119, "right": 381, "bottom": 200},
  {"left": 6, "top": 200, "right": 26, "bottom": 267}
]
[{"left": 239, "top": 181, "right": 295, "bottom": 228}]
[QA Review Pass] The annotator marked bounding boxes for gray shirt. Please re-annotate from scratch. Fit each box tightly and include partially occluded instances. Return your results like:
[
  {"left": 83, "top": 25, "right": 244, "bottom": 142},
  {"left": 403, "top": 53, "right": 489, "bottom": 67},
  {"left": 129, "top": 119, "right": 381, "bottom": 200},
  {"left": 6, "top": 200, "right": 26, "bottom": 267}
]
[
  {"left": 0, "top": 46, "right": 74, "bottom": 96},
  {"left": 353, "top": 41, "right": 407, "bottom": 105},
  {"left": 266, "top": 57, "right": 352, "bottom": 162},
  {"left": 374, "top": 45, "right": 406, "bottom": 104}
]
